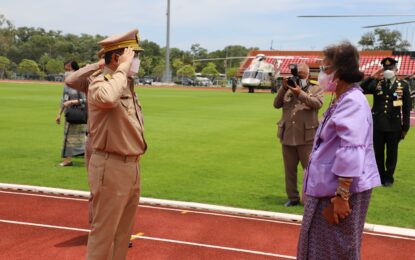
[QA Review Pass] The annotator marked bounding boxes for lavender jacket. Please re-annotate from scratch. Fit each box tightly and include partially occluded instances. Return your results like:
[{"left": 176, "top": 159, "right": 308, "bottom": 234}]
[{"left": 303, "top": 86, "right": 381, "bottom": 197}]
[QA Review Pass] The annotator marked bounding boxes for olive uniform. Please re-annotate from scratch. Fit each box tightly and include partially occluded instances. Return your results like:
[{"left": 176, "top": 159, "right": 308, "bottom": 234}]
[{"left": 360, "top": 58, "right": 411, "bottom": 186}]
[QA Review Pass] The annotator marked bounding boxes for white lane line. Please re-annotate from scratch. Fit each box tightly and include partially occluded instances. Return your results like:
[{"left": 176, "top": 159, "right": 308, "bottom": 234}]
[
  {"left": 0, "top": 191, "right": 88, "bottom": 201},
  {"left": 134, "top": 235, "right": 296, "bottom": 259},
  {"left": 140, "top": 204, "right": 301, "bottom": 226},
  {"left": 0, "top": 219, "right": 295, "bottom": 259},
  {"left": 0, "top": 219, "right": 90, "bottom": 233},
  {"left": 2, "top": 189, "right": 415, "bottom": 240},
  {"left": 363, "top": 231, "right": 415, "bottom": 241},
  {"left": 0, "top": 190, "right": 300, "bottom": 226},
  {"left": 0, "top": 190, "right": 87, "bottom": 201}
]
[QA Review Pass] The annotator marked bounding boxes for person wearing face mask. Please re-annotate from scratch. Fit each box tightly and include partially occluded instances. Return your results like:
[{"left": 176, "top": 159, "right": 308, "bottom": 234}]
[
  {"left": 85, "top": 29, "right": 147, "bottom": 260},
  {"left": 297, "top": 42, "right": 381, "bottom": 260},
  {"left": 273, "top": 63, "right": 324, "bottom": 207},
  {"left": 55, "top": 60, "right": 87, "bottom": 167},
  {"left": 360, "top": 57, "right": 411, "bottom": 187}
]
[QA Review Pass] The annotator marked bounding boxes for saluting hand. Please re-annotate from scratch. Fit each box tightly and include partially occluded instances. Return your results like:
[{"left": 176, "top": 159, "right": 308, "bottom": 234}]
[
  {"left": 371, "top": 68, "right": 384, "bottom": 80},
  {"left": 98, "top": 58, "right": 105, "bottom": 70},
  {"left": 119, "top": 47, "right": 135, "bottom": 66}
]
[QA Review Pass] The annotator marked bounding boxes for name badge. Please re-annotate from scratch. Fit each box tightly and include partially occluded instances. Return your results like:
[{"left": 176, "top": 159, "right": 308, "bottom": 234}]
[{"left": 393, "top": 100, "right": 403, "bottom": 107}]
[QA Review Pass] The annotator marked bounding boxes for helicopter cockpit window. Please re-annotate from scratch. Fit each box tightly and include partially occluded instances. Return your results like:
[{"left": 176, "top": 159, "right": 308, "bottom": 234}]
[
  {"left": 255, "top": 71, "right": 264, "bottom": 80},
  {"left": 243, "top": 71, "right": 255, "bottom": 78}
]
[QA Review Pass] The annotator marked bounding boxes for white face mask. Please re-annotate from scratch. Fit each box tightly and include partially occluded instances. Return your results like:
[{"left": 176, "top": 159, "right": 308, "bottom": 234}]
[
  {"left": 300, "top": 78, "right": 308, "bottom": 87},
  {"left": 128, "top": 57, "right": 141, "bottom": 76},
  {"left": 384, "top": 70, "right": 395, "bottom": 80},
  {"left": 317, "top": 70, "right": 335, "bottom": 91}
]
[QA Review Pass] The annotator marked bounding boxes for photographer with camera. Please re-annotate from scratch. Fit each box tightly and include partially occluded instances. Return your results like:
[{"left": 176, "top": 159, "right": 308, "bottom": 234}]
[{"left": 273, "top": 63, "right": 324, "bottom": 207}]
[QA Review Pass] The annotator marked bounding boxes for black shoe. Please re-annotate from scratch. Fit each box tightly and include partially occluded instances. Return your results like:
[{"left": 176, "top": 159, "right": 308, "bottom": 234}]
[
  {"left": 284, "top": 200, "right": 300, "bottom": 207},
  {"left": 383, "top": 181, "right": 393, "bottom": 187},
  {"left": 129, "top": 241, "right": 133, "bottom": 248}
]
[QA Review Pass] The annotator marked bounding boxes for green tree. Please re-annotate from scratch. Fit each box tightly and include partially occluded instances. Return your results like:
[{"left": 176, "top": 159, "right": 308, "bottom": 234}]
[
  {"left": 17, "top": 59, "right": 41, "bottom": 77},
  {"left": 138, "top": 56, "right": 153, "bottom": 77},
  {"left": 226, "top": 67, "right": 239, "bottom": 79},
  {"left": 177, "top": 64, "right": 195, "bottom": 78},
  {"left": 172, "top": 58, "right": 184, "bottom": 75},
  {"left": 0, "top": 14, "right": 15, "bottom": 56},
  {"left": 39, "top": 53, "right": 51, "bottom": 72},
  {"left": 358, "top": 28, "right": 411, "bottom": 51},
  {"left": 46, "top": 58, "right": 63, "bottom": 74},
  {"left": 201, "top": 62, "right": 220, "bottom": 78},
  {"left": 0, "top": 56, "right": 10, "bottom": 78},
  {"left": 153, "top": 60, "right": 165, "bottom": 79}
]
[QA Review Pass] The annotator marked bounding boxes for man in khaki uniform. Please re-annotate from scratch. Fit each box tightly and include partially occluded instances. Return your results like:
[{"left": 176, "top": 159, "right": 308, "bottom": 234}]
[
  {"left": 274, "top": 63, "right": 323, "bottom": 207},
  {"left": 85, "top": 29, "right": 146, "bottom": 260}
]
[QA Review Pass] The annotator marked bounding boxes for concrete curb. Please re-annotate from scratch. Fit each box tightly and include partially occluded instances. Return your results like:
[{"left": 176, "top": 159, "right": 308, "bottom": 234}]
[{"left": 1, "top": 183, "right": 414, "bottom": 238}]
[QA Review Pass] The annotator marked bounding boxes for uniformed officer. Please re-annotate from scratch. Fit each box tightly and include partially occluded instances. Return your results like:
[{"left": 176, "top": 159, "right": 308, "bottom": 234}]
[
  {"left": 274, "top": 63, "right": 324, "bottom": 206},
  {"left": 360, "top": 57, "right": 411, "bottom": 187},
  {"left": 85, "top": 29, "right": 147, "bottom": 260}
]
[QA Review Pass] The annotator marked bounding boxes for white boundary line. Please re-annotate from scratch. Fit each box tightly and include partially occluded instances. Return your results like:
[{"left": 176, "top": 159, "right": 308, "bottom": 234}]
[
  {"left": 4, "top": 189, "right": 415, "bottom": 240},
  {"left": 1, "top": 183, "right": 415, "bottom": 239},
  {"left": 0, "top": 190, "right": 301, "bottom": 227},
  {"left": 0, "top": 219, "right": 295, "bottom": 259}
]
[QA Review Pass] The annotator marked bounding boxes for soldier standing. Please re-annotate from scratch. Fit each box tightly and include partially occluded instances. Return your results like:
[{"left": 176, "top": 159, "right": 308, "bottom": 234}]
[
  {"left": 361, "top": 57, "right": 411, "bottom": 187},
  {"left": 85, "top": 29, "right": 146, "bottom": 260},
  {"left": 274, "top": 63, "right": 324, "bottom": 206}
]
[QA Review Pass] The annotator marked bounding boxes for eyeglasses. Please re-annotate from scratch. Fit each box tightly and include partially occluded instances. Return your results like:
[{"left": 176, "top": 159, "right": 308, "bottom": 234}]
[{"left": 319, "top": 65, "right": 330, "bottom": 72}]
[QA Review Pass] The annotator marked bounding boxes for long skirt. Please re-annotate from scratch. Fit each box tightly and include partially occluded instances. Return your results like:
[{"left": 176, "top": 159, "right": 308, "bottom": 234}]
[
  {"left": 61, "top": 122, "right": 87, "bottom": 158},
  {"left": 297, "top": 190, "right": 372, "bottom": 260}
]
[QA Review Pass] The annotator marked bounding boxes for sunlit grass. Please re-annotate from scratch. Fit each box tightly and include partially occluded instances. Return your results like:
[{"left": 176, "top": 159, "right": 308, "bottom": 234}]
[{"left": 0, "top": 82, "right": 413, "bottom": 228}]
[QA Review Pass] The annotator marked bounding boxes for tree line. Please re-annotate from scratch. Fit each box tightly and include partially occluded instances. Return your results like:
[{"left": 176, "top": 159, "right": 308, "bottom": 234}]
[
  {"left": 0, "top": 14, "right": 255, "bottom": 81},
  {"left": 0, "top": 13, "right": 411, "bottom": 81}
]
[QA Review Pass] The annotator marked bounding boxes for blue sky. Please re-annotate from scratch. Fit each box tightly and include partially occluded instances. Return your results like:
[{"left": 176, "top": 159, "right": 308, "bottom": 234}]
[{"left": 2, "top": 0, "right": 415, "bottom": 52}]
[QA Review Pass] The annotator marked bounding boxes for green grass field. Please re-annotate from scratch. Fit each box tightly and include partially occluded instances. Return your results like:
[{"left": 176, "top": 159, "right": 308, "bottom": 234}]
[{"left": 0, "top": 82, "right": 414, "bottom": 228}]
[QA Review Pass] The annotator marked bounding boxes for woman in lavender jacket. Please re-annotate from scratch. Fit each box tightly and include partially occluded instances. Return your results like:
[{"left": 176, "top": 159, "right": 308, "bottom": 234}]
[{"left": 297, "top": 42, "right": 381, "bottom": 260}]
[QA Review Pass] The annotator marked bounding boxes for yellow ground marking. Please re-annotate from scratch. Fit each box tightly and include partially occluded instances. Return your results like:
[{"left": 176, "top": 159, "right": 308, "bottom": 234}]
[{"left": 130, "top": 232, "right": 144, "bottom": 241}]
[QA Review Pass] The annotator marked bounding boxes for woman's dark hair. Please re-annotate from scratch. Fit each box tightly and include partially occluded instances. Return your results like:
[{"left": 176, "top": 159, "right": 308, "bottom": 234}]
[
  {"left": 64, "top": 60, "right": 79, "bottom": 71},
  {"left": 323, "top": 45, "right": 336, "bottom": 64},
  {"left": 104, "top": 49, "right": 124, "bottom": 65},
  {"left": 331, "top": 41, "right": 364, "bottom": 83},
  {"left": 71, "top": 61, "right": 79, "bottom": 71}
]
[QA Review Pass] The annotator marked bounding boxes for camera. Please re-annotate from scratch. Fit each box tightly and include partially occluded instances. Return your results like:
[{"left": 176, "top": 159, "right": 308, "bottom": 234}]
[{"left": 287, "top": 64, "right": 300, "bottom": 87}]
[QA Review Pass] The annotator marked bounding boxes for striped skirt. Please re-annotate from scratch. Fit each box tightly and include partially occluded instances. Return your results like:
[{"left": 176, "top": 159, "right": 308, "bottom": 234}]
[
  {"left": 62, "top": 122, "right": 87, "bottom": 158},
  {"left": 297, "top": 190, "right": 372, "bottom": 260}
]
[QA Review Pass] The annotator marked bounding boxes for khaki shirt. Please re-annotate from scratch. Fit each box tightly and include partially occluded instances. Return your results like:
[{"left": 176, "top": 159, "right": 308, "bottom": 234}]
[
  {"left": 274, "top": 83, "right": 324, "bottom": 146},
  {"left": 88, "top": 62, "right": 146, "bottom": 156},
  {"left": 65, "top": 63, "right": 102, "bottom": 93}
]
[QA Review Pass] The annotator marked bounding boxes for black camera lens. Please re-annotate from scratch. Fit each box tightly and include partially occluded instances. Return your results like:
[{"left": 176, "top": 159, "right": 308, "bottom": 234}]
[{"left": 287, "top": 78, "right": 295, "bottom": 87}]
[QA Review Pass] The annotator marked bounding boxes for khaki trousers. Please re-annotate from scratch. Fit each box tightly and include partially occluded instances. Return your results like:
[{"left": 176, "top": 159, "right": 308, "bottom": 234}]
[
  {"left": 282, "top": 144, "right": 312, "bottom": 201},
  {"left": 86, "top": 152, "right": 140, "bottom": 260}
]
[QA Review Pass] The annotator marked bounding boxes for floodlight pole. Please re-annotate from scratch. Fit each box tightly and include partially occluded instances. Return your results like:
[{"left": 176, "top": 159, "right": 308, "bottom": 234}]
[{"left": 162, "top": 0, "right": 172, "bottom": 83}]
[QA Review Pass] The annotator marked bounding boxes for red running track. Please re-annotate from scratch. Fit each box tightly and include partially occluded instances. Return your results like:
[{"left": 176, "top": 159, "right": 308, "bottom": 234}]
[{"left": 0, "top": 189, "right": 414, "bottom": 260}]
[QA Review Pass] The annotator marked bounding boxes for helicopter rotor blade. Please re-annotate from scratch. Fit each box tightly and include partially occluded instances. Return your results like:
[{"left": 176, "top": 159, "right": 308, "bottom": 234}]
[
  {"left": 298, "top": 15, "right": 415, "bottom": 18},
  {"left": 362, "top": 20, "right": 415, "bottom": 28}
]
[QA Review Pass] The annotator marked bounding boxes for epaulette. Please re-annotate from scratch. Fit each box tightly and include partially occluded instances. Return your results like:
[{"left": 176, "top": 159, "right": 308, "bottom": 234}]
[
  {"left": 309, "top": 79, "right": 318, "bottom": 86},
  {"left": 91, "top": 69, "right": 102, "bottom": 77},
  {"left": 400, "top": 79, "right": 408, "bottom": 84},
  {"left": 104, "top": 74, "right": 112, "bottom": 81},
  {"left": 377, "top": 80, "right": 384, "bottom": 87}
]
